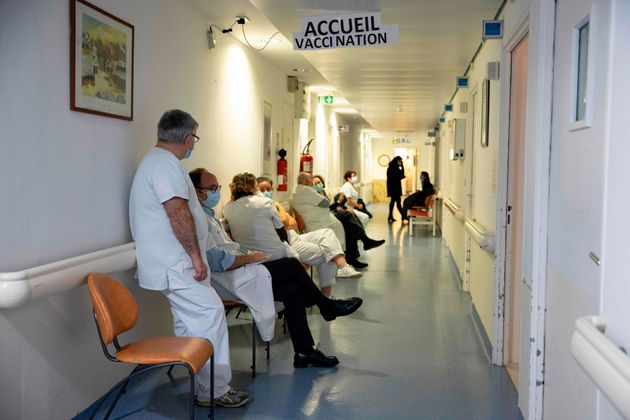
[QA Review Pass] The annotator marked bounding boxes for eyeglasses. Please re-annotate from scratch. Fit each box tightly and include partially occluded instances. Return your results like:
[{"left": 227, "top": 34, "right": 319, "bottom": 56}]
[
  {"left": 197, "top": 185, "right": 221, "bottom": 193},
  {"left": 189, "top": 133, "right": 200, "bottom": 143}
]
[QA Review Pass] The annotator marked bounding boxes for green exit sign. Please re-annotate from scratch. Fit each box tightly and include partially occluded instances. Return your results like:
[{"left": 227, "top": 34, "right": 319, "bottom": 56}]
[{"left": 318, "top": 95, "right": 334, "bottom": 104}]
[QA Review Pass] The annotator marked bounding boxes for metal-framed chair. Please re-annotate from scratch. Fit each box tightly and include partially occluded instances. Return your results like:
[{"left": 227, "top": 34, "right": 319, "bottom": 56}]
[
  {"left": 86, "top": 273, "right": 214, "bottom": 420},
  {"left": 408, "top": 194, "right": 437, "bottom": 237},
  {"left": 222, "top": 299, "right": 270, "bottom": 377}
]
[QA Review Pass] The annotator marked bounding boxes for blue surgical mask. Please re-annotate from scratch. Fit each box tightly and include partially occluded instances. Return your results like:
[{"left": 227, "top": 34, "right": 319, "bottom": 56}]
[
  {"left": 351, "top": 176, "right": 358, "bottom": 183},
  {"left": 202, "top": 190, "right": 221, "bottom": 211},
  {"left": 313, "top": 184, "right": 324, "bottom": 192},
  {"left": 184, "top": 147, "right": 193, "bottom": 159},
  {"left": 262, "top": 191, "right": 273, "bottom": 199}
]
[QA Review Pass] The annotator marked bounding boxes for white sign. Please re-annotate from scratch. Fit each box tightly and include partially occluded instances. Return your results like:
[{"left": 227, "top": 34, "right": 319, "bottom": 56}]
[{"left": 293, "top": 12, "right": 399, "bottom": 51}]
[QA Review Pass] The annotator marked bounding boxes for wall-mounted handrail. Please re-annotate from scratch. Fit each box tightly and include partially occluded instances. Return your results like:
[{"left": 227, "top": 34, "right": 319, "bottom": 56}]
[
  {"left": 571, "top": 316, "right": 630, "bottom": 418},
  {"left": 0, "top": 243, "right": 136, "bottom": 309},
  {"left": 464, "top": 217, "right": 495, "bottom": 253},
  {"left": 443, "top": 197, "right": 465, "bottom": 222}
]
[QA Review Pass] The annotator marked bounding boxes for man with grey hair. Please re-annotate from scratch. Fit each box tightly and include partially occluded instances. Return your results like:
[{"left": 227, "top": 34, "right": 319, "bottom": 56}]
[{"left": 129, "top": 109, "right": 250, "bottom": 408}]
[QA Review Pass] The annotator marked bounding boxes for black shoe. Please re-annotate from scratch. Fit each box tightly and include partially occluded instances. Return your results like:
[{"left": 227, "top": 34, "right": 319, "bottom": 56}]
[
  {"left": 320, "top": 297, "right": 363, "bottom": 321},
  {"left": 363, "top": 238, "right": 385, "bottom": 251},
  {"left": 388, "top": 217, "right": 396, "bottom": 223},
  {"left": 348, "top": 259, "right": 368, "bottom": 269},
  {"left": 294, "top": 348, "right": 339, "bottom": 368}
]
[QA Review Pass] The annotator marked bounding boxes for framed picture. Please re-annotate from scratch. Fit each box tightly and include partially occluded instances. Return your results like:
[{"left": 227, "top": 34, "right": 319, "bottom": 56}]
[
  {"left": 481, "top": 78, "right": 490, "bottom": 147},
  {"left": 262, "top": 102, "right": 273, "bottom": 175},
  {"left": 70, "top": 0, "right": 134, "bottom": 120}
]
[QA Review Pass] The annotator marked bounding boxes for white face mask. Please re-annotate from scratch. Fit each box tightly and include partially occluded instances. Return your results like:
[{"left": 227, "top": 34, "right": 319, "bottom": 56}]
[{"left": 351, "top": 176, "right": 358, "bottom": 183}]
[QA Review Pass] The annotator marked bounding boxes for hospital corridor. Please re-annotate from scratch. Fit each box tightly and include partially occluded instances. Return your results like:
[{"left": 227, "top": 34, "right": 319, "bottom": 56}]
[{"left": 1, "top": 0, "right": 630, "bottom": 419}]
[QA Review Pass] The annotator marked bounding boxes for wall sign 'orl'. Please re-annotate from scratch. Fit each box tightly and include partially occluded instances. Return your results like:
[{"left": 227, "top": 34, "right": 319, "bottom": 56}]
[{"left": 294, "top": 12, "right": 399, "bottom": 51}]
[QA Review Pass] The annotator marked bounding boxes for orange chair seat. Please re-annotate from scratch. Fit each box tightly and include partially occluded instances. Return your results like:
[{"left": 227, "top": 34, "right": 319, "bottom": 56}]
[
  {"left": 222, "top": 300, "right": 244, "bottom": 309},
  {"left": 408, "top": 208, "right": 429, "bottom": 217},
  {"left": 116, "top": 336, "right": 213, "bottom": 374}
]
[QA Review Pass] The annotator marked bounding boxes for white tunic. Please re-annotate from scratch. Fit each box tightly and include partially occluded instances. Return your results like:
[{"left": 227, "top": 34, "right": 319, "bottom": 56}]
[
  {"left": 205, "top": 214, "right": 276, "bottom": 341},
  {"left": 291, "top": 185, "right": 346, "bottom": 248},
  {"left": 223, "top": 195, "right": 299, "bottom": 262}
]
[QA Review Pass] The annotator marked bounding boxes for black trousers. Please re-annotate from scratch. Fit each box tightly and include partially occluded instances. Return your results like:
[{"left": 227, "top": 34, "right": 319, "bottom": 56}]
[
  {"left": 388, "top": 196, "right": 403, "bottom": 218},
  {"left": 402, "top": 191, "right": 427, "bottom": 218},
  {"left": 333, "top": 210, "right": 368, "bottom": 262},
  {"left": 262, "top": 257, "right": 332, "bottom": 353}
]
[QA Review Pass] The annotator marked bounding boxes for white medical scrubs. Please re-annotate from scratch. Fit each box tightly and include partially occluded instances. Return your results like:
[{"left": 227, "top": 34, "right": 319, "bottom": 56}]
[
  {"left": 291, "top": 185, "right": 346, "bottom": 249},
  {"left": 340, "top": 181, "right": 370, "bottom": 228},
  {"left": 129, "top": 147, "right": 230, "bottom": 400},
  {"left": 205, "top": 213, "right": 276, "bottom": 341},
  {"left": 288, "top": 229, "right": 341, "bottom": 288}
]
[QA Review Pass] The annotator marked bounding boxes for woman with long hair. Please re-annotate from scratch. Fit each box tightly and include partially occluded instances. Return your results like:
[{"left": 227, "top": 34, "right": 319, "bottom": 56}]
[{"left": 386, "top": 156, "right": 406, "bottom": 222}]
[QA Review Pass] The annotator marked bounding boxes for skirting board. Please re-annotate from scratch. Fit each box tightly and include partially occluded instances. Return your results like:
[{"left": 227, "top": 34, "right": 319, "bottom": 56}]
[
  {"left": 447, "top": 248, "right": 464, "bottom": 290},
  {"left": 471, "top": 303, "right": 493, "bottom": 361}
]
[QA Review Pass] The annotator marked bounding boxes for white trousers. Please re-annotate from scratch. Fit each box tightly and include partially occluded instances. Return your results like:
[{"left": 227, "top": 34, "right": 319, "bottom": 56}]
[
  {"left": 354, "top": 209, "right": 370, "bottom": 228},
  {"left": 211, "top": 264, "right": 276, "bottom": 342},
  {"left": 290, "top": 228, "right": 343, "bottom": 288},
  {"left": 163, "top": 278, "right": 231, "bottom": 400}
]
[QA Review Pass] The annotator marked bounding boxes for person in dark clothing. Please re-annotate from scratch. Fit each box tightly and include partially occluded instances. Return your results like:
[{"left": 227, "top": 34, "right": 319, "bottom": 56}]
[
  {"left": 402, "top": 171, "right": 435, "bottom": 221},
  {"left": 329, "top": 192, "right": 385, "bottom": 267},
  {"left": 386, "top": 156, "right": 406, "bottom": 222}
]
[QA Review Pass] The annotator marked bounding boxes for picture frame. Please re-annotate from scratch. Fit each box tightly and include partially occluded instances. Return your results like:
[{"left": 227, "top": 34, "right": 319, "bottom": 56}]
[
  {"left": 481, "top": 78, "right": 490, "bottom": 147},
  {"left": 262, "top": 101, "right": 273, "bottom": 175},
  {"left": 70, "top": 0, "right": 134, "bottom": 120}
]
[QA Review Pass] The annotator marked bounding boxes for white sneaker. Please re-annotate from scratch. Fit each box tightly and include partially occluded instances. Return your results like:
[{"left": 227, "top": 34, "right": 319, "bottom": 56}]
[{"left": 337, "top": 265, "right": 362, "bottom": 278}]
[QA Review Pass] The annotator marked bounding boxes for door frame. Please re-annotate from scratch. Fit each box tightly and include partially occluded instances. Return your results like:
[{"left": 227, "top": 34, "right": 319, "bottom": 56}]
[{"left": 493, "top": 1, "right": 557, "bottom": 419}]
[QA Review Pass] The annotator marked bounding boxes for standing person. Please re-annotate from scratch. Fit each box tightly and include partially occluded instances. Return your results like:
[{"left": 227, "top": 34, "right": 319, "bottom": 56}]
[
  {"left": 339, "top": 170, "right": 371, "bottom": 227},
  {"left": 402, "top": 171, "right": 435, "bottom": 222},
  {"left": 129, "top": 109, "right": 250, "bottom": 408},
  {"left": 386, "top": 156, "right": 406, "bottom": 223}
]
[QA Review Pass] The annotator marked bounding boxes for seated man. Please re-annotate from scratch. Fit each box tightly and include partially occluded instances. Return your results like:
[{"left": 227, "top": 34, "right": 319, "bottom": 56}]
[
  {"left": 189, "top": 168, "right": 276, "bottom": 342},
  {"left": 292, "top": 172, "right": 385, "bottom": 268},
  {"left": 223, "top": 172, "right": 364, "bottom": 367},
  {"left": 257, "top": 176, "right": 360, "bottom": 297}
]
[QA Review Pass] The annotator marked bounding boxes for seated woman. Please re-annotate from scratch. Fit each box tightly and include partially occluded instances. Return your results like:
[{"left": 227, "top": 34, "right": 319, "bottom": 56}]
[
  {"left": 402, "top": 171, "right": 435, "bottom": 222},
  {"left": 189, "top": 168, "right": 276, "bottom": 342},
  {"left": 339, "top": 170, "right": 372, "bottom": 227},
  {"left": 293, "top": 173, "right": 384, "bottom": 269},
  {"left": 223, "top": 172, "right": 364, "bottom": 367},
  {"left": 256, "top": 176, "right": 361, "bottom": 297}
]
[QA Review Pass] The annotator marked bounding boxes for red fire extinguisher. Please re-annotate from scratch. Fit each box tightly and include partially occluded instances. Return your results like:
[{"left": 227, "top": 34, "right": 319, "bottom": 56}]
[
  {"left": 277, "top": 148, "right": 288, "bottom": 192},
  {"left": 300, "top": 138, "right": 314, "bottom": 174}
]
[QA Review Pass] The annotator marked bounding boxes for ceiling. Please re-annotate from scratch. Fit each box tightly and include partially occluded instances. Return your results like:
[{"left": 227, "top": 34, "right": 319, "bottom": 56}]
[{"left": 187, "top": 0, "right": 502, "bottom": 134}]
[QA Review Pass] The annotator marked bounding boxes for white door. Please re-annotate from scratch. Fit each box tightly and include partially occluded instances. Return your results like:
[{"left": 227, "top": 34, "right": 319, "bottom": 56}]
[{"left": 544, "top": 0, "right": 612, "bottom": 418}]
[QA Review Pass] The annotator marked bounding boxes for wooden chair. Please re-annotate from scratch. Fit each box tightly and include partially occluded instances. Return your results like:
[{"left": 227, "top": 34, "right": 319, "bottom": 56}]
[
  {"left": 222, "top": 299, "right": 270, "bottom": 377},
  {"left": 408, "top": 194, "right": 437, "bottom": 237},
  {"left": 86, "top": 273, "right": 214, "bottom": 420}
]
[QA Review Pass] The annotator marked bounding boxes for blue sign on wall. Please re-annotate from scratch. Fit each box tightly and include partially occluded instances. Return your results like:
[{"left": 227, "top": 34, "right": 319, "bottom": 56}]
[
  {"left": 483, "top": 20, "right": 503, "bottom": 39},
  {"left": 445, "top": 104, "right": 453, "bottom": 112},
  {"left": 456, "top": 76, "right": 469, "bottom": 88},
  {"left": 439, "top": 117, "right": 445, "bottom": 123}
]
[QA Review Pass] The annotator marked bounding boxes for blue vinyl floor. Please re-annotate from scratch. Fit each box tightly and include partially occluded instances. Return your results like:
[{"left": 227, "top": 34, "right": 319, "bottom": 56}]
[{"left": 77, "top": 204, "right": 520, "bottom": 420}]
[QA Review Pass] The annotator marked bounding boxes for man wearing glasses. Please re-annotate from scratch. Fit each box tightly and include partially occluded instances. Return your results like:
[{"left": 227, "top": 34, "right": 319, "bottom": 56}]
[{"left": 129, "top": 109, "right": 250, "bottom": 408}]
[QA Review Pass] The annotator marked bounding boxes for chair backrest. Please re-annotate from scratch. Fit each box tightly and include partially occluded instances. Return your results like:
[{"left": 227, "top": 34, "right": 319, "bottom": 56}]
[
  {"left": 87, "top": 273, "right": 139, "bottom": 344},
  {"left": 425, "top": 194, "right": 436, "bottom": 209},
  {"left": 292, "top": 208, "right": 306, "bottom": 233}
]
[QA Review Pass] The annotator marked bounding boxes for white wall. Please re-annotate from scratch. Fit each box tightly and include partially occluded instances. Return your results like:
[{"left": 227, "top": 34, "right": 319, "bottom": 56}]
[{"left": 0, "top": 0, "right": 294, "bottom": 417}]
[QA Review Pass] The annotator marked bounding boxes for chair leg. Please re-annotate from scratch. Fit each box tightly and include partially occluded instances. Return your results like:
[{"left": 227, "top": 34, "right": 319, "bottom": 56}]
[
  {"left": 266, "top": 341, "right": 270, "bottom": 360},
  {"left": 210, "top": 355, "right": 215, "bottom": 419},
  {"left": 251, "top": 321, "right": 256, "bottom": 377},
  {"left": 167, "top": 365, "right": 175, "bottom": 376},
  {"left": 188, "top": 365, "right": 195, "bottom": 420},
  {"left": 101, "top": 379, "right": 127, "bottom": 420}
]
